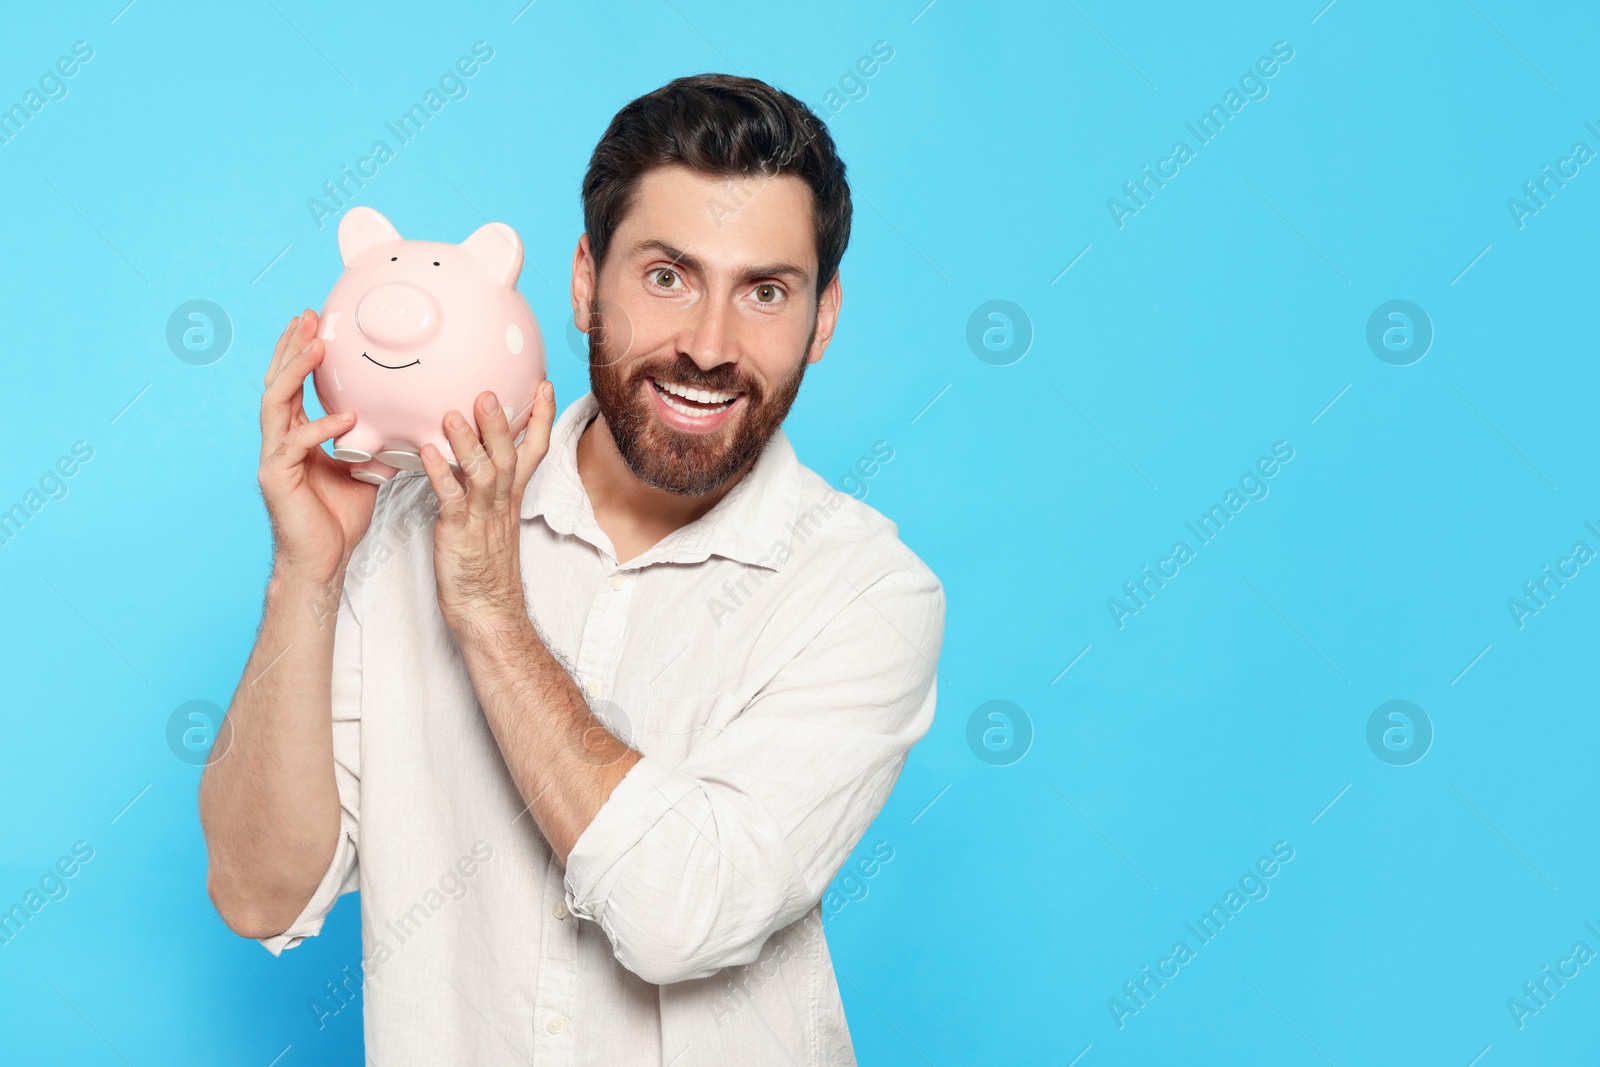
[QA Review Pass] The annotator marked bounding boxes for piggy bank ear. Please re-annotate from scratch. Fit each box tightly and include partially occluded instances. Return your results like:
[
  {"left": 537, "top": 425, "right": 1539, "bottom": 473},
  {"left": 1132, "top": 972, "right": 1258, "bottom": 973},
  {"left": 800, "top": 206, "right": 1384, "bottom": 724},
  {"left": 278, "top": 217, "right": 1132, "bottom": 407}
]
[
  {"left": 338, "top": 207, "right": 402, "bottom": 266},
  {"left": 461, "top": 222, "right": 523, "bottom": 287}
]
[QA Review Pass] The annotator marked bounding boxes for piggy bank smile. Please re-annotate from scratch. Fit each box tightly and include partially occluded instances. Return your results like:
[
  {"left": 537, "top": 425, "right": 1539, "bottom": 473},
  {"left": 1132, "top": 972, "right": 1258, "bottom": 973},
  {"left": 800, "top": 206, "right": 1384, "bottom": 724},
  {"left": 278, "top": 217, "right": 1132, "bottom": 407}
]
[
  {"left": 361, "top": 353, "right": 422, "bottom": 370},
  {"left": 311, "top": 206, "right": 546, "bottom": 484}
]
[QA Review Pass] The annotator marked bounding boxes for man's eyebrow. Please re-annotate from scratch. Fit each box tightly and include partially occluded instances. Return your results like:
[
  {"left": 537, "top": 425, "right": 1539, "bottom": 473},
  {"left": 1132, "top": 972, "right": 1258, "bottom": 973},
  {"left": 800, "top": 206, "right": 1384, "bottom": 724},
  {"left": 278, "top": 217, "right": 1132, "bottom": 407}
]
[{"left": 627, "top": 239, "right": 812, "bottom": 286}]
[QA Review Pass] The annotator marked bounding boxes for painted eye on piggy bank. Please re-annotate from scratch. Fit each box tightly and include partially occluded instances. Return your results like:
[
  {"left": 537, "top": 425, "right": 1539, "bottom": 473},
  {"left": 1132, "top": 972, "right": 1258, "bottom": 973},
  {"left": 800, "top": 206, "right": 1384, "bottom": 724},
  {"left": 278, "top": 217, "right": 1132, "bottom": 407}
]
[{"left": 311, "top": 206, "right": 546, "bottom": 486}]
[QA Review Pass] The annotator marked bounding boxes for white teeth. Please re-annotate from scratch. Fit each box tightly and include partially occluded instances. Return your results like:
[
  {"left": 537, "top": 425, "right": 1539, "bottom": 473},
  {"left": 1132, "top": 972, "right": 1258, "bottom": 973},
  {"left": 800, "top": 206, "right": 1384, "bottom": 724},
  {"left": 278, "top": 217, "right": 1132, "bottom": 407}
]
[
  {"left": 653, "top": 380, "right": 734, "bottom": 418},
  {"left": 655, "top": 379, "right": 737, "bottom": 404}
]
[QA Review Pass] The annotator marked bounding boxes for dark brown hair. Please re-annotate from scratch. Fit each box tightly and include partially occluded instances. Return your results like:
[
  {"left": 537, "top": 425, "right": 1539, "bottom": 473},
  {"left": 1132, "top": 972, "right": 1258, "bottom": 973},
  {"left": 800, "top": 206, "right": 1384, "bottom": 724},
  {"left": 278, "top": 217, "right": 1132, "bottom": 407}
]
[{"left": 581, "top": 73, "right": 852, "bottom": 299}]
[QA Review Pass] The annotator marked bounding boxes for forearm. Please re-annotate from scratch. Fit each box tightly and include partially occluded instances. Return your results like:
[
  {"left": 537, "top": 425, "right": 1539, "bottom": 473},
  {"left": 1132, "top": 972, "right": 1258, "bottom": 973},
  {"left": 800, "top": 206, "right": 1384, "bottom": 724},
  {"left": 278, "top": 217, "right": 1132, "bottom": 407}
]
[
  {"left": 465, "top": 620, "right": 804, "bottom": 983},
  {"left": 454, "top": 611, "right": 640, "bottom": 864},
  {"left": 199, "top": 566, "right": 345, "bottom": 936}
]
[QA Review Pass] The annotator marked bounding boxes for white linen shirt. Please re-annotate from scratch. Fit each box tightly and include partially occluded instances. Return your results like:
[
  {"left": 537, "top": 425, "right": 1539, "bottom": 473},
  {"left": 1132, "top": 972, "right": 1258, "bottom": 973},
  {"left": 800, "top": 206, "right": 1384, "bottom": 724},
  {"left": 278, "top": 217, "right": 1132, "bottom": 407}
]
[{"left": 258, "top": 391, "right": 945, "bottom": 1066}]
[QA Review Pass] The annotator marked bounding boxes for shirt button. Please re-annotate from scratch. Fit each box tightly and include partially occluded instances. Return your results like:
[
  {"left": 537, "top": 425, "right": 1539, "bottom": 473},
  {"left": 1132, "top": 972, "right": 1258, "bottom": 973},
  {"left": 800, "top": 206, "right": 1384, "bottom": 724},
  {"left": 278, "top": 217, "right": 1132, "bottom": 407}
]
[
  {"left": 546, "top": 1014, "right": 565, "bottom": 1034},
  {"left": 609, "top": 572, "right": 625, "bottom": 591},
  {"left": 552, "top": 899, "right": 569, "bottom": 919},
  {"left": 583, "top": 678, "right": 602, "bottom": 698}
]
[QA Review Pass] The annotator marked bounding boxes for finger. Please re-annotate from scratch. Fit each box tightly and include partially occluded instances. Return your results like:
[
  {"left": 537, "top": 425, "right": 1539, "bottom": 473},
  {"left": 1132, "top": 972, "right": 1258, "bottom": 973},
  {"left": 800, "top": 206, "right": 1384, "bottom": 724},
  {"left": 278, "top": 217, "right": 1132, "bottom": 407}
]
[
  {"left": 260, "top": 337, "right": 325, "bottom": 447},
  {"left": 475, "top": 391, "right": 516, "bottom": 503},
  {"left": 265, "top": 316, "right": 297, "bottom": 385},
  {"left": 441, "top": 409, "right": 497, "bottom": 518},
  {"left": 512, "top": 381, "right": 557, "bottom": 499},
  {"left": 261, "top": 409, "right": 355, "bottom": 476},
  {"left": 280, "top": 311, "right": 305, "bottom": 353},
  {"left": 267, "top": 310, "right": 316, "bottom": 386},
  {"left": 420, "top": 441, "right": 468, "bottom": 518},
  {"left": 265, "top": 335, "right": 327, "bottom": 407},
  {"left": 265, "top": 314, "right": 297, "bottom": 382}
]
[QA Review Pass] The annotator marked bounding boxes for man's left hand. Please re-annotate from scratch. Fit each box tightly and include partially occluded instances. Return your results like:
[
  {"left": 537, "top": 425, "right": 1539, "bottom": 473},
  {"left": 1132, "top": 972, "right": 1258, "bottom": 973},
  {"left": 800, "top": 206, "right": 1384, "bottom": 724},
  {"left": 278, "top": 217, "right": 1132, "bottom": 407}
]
[{"left": 420, "top": 381, "right": 557, "bottom": 637}]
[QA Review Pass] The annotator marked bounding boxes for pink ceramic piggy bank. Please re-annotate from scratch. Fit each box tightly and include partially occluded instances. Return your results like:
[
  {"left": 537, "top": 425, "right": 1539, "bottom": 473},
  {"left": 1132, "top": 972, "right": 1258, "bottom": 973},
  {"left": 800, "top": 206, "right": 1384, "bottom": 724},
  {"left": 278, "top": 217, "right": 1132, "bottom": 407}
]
[{"left": 312, "top": 206, "right": 546, "bottom": 486}]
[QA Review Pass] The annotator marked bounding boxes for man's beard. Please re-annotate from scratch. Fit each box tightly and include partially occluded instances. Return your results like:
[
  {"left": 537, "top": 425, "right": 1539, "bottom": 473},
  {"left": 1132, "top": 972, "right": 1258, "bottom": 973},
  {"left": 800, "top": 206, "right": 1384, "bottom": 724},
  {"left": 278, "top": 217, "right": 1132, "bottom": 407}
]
[{"left": 586, "top": 298, "right": 814, "bottom": 496}]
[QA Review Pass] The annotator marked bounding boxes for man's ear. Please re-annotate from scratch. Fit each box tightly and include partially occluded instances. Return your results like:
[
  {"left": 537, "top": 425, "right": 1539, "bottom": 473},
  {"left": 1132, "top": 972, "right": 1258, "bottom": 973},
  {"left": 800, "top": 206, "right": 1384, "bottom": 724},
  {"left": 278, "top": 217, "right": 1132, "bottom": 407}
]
[
  {"left": 571, "top": 234, "right": 597, "bottom": 322},
  {"left": 338, "top": 206, "right": 401, "bottom": 266},
  {"left": 462, "top": 222, "right": 523, "bottom": 287},
  {"left": 807, "top": 271, "right": 843, "bottom": 365}
]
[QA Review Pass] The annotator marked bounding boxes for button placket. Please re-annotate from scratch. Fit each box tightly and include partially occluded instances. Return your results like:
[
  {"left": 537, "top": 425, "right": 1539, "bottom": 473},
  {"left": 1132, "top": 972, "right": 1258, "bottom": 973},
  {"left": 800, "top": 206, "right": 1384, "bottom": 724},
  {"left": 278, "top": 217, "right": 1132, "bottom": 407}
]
[
  {"left": 574, "top": 569, "right": 634, "bottom": 712},
  {"left": 532, "top": 851, "right": 578, "bottom": 1059}
]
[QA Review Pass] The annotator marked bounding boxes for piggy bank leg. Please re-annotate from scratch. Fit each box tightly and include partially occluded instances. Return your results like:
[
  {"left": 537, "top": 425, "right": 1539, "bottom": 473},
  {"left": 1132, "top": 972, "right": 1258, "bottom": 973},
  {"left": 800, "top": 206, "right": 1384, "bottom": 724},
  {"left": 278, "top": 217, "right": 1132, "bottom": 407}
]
[
  {"left": 374, "top": 447, "right": 423, "bottom": 471},
  {"left": 331, "top": 419, "right": 384, "bottom": 463},
  {"left": 376, "top": 440, "right": 460, "bottom": 473},
  {"left": 345, "top": 457, "right": 402, "bottom": 486}
]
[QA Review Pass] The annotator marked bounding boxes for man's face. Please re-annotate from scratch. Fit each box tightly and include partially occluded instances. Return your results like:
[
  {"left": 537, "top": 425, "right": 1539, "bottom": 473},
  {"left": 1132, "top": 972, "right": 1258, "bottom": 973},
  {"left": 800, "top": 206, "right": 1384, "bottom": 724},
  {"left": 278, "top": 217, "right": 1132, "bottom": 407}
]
[{"left": 574, "top": 163, "right": 841, "bottom": 496}]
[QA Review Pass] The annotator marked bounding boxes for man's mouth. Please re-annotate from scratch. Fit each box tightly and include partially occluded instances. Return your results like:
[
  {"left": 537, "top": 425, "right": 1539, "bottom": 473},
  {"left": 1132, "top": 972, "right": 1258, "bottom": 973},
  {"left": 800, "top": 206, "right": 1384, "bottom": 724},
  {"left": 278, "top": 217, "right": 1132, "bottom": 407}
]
[{"left": 648, "top": 377, "right": 741, "bottom": 419}]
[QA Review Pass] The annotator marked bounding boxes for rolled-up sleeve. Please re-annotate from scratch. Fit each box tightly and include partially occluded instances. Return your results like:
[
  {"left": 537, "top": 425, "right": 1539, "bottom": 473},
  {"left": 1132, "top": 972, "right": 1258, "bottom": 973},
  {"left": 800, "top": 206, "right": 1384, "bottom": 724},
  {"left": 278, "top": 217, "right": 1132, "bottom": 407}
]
[
  {"left": 258, "top": 582, "right": 363, "bottom": 956},
  {"left": 561, "top": 554, "right": 944, "bottom": 986}
]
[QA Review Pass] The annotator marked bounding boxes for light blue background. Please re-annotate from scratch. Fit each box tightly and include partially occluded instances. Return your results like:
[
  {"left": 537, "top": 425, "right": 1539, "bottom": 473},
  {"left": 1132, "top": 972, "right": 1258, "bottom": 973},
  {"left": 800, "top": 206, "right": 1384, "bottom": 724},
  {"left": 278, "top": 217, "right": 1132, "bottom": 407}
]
[{"left": 2, "top": 1, "right": 1597, "bottom": 1064}]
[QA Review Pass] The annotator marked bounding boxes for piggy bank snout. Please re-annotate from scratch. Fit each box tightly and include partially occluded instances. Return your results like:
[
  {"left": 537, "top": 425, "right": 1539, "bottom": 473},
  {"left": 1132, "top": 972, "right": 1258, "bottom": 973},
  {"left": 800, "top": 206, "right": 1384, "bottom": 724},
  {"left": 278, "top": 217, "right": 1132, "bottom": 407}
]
[{"left": 355, "top": 284, "right": 441, "bottom": 348}]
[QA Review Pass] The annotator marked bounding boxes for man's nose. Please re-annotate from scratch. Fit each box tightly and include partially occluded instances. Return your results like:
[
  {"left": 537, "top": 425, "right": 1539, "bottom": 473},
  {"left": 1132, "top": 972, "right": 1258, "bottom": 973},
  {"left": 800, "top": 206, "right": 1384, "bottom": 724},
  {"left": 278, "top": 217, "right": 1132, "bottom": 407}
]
[
  {"left": 356, "top": 284, "right": 441, "bottom": 349},
  {"left": 683, "top": 296, "right": 738, "bottom": 370}
]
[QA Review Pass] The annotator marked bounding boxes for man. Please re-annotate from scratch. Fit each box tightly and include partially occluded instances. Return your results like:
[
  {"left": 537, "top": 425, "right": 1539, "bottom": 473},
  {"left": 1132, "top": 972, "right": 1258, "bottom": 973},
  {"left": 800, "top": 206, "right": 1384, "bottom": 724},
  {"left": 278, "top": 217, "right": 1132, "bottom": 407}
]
[{"left": 200, "top": 73, "right": 944, "bottom": 1065}]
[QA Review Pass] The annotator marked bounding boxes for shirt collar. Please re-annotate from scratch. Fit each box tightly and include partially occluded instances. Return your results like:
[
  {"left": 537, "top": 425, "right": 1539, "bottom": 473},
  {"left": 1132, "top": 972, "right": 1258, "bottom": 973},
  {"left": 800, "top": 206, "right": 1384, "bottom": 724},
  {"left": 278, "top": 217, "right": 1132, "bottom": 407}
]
[{"left": 520, "top": 391, "right": 805, "bottom": 572}]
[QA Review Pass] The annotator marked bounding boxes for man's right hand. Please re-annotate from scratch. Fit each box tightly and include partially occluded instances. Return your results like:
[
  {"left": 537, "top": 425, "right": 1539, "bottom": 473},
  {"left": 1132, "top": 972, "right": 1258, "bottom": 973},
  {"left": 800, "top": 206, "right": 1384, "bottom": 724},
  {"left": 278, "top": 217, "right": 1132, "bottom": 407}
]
[
  {"left": 258, "top": 310, "right": 377, "bottom": 586},
  {"left": 204, "top": 311, "right": 364, "bottom": 941}
]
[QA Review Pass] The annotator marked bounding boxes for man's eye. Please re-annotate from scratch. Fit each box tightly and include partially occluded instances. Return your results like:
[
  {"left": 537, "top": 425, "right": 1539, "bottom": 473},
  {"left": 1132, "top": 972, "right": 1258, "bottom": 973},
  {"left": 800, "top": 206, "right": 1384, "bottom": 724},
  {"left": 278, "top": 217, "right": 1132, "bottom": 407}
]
[
  {"left": 754, "top": 284, "right": 782, "bottom": 304},
  {"left": 653, "top": 269, "right": 679, "bottom": 288}
]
